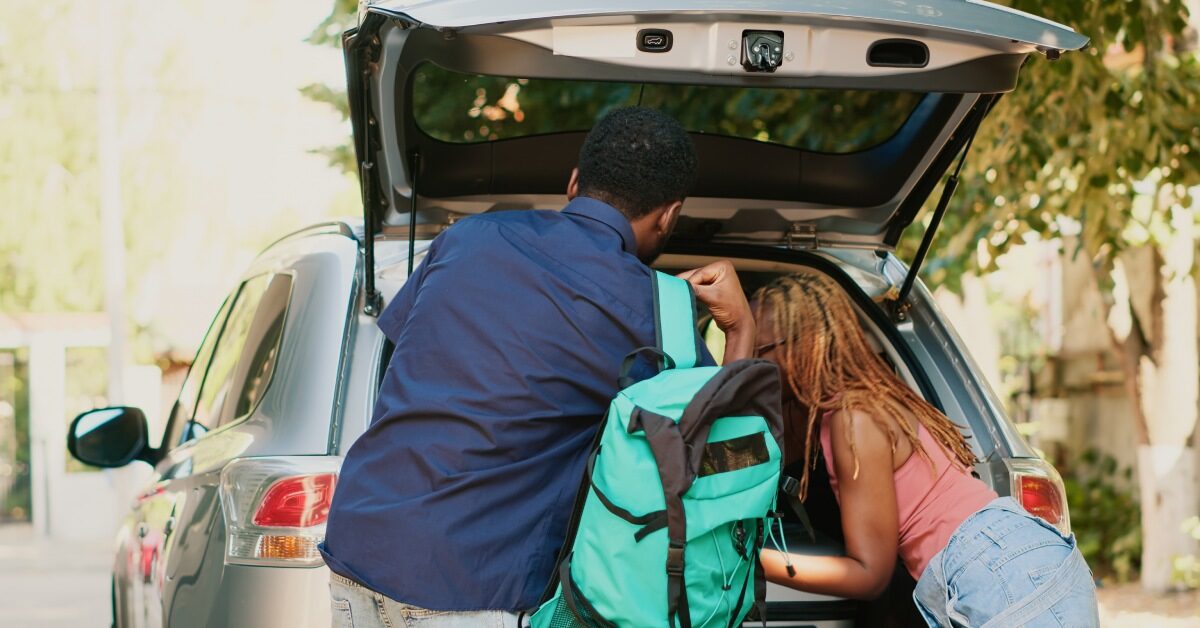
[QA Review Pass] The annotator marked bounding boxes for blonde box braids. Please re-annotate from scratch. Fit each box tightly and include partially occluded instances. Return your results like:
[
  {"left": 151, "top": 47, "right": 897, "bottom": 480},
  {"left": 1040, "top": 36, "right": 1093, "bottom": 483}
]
[{"left": 752, "top": 272, "right": 977, "bottom": 499}]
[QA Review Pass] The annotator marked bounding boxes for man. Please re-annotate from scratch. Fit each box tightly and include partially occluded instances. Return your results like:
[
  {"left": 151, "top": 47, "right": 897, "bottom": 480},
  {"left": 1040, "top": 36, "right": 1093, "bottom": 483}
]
[{"left": 321, "top": 107, "right": 756, "bottom": 626}]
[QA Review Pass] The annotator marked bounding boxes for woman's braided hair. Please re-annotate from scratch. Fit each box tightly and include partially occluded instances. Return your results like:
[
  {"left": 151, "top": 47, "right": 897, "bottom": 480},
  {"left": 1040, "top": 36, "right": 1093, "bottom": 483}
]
[{"left": 752, "top": 272, "right": 977, "bottom": 499}]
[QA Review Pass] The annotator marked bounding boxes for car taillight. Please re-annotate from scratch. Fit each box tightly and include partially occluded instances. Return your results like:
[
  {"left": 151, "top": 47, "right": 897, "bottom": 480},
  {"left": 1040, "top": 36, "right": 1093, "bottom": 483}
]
[
  {"left": 252, "top": 474, "right": 337, "bottom": 528},
  {"left": 1017, "top": 475, "right": 1064, "bottom": 524},
  {"left": 1004, "top": 458, "right": 1072, "bottom": 536},
  {"left": 220, "top": 456, "right": 341, "bottom": 567}
]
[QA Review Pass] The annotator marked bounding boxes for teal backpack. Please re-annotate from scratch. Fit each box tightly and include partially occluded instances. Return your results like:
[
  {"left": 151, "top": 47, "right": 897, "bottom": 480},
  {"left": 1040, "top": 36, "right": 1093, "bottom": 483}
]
[{"left": 532, "top": 271, "right": 786, "bottom": 628}]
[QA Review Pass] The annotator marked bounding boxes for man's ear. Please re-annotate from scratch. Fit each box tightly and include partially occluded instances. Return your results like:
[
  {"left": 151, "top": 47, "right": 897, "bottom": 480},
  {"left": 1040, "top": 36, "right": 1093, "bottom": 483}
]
[
  {"left": 566, "top": 168, "right": 580, "bottom": 200},
  {"left": 656, "top": 200, "right": 683, "bottom": 235}
]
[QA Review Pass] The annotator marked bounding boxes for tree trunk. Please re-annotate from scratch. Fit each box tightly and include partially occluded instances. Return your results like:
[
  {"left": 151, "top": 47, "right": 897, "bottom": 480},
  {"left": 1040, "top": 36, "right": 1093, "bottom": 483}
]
[{"left": 1105, "top": 214, "right": 1199, "bottom": 592}]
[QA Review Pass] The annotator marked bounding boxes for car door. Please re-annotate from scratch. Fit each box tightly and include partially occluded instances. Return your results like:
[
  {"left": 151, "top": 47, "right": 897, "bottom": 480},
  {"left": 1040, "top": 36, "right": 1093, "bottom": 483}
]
[
  {"left": 133, "top": 273, "right": 293, "bottom": 628},
  {"left": 121, "top": 294, "right": 231, "bottom": 628},
  {"left": 159, "top": 272, "right": 294, "bottom": 628}
]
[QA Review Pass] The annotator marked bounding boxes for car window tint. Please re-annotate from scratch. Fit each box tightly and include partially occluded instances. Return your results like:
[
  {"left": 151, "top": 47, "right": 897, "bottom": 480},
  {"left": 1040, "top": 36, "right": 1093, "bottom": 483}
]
[
  {"left": 192, "top": 274, "right": 272, "bottom": 431},
  {"left": 412, "top": 64, "right": 924, "bottom": 154},
  {"left": 218, "top": 274, "right": 293, "bottom": 426},
  {"left": 163, "top": 296, "right": 233, "bottom": 450}
]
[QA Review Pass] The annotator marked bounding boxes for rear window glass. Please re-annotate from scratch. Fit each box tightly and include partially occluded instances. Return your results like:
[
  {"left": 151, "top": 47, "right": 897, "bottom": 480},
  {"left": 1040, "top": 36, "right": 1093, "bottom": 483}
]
[{"left": 412, "top": 64, "right": 924, "bottom": 154}]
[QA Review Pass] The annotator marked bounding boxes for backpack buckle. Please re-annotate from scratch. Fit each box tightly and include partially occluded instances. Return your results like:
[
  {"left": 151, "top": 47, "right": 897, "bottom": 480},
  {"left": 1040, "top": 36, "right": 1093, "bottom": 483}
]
[{"left": 666, "top": 543, "right": 685, "bottom": 575}]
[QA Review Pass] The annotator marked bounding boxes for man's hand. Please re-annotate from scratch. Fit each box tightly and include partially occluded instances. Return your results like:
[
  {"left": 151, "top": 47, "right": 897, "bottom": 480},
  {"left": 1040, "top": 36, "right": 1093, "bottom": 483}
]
[{"left": 677, "top": 260, "right": 756, "bottom": 363}]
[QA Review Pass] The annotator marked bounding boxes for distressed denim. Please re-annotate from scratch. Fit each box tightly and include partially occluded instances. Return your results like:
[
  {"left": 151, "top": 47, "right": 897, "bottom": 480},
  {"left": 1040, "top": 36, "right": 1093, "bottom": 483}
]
[
  {"left": 913, "top": 497, "right": 1098, "bottom": 627},
  {"left": 330, "top": 573, "right": 530, "bottom": 628}
]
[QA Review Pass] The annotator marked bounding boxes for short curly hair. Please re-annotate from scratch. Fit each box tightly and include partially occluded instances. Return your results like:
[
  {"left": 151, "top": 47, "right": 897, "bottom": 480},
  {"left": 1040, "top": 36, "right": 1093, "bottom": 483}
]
[{"left": 577, "top": 107, "right": 698, "bottom": 219}]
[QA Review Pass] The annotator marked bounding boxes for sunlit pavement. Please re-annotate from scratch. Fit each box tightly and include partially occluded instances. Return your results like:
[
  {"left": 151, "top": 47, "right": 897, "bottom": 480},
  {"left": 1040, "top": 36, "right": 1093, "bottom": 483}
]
[
  {"left": 1097, "top": 582, "right": 1200, "bottom": 627},
  {"left": 0, "top": 524, "right": 112, "bottom": 628},
  {"left": 0, "top": 520, "right": 1196, "bottom": 628}
]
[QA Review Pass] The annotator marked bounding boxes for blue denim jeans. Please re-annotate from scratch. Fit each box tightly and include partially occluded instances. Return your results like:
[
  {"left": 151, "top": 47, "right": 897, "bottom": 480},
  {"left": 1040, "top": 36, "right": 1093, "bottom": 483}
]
[
  {"left": 329, "top": 572, "right": 530, "bottom": 628},
  {"left": 913, "top": 497, "right": 1099, "bottom": 627}
]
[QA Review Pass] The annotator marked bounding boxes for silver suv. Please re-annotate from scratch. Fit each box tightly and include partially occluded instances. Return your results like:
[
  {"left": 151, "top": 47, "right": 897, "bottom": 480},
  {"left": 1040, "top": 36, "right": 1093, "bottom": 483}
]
[{"left": 68, "top": 2, "right": 1086, "bottom": 626}]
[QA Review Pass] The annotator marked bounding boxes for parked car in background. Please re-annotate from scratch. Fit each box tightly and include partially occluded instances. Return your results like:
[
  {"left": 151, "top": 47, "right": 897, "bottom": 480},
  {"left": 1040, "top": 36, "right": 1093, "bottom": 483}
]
[{"left": 68, "top": 1, "right": 1086, "bottom": 626}]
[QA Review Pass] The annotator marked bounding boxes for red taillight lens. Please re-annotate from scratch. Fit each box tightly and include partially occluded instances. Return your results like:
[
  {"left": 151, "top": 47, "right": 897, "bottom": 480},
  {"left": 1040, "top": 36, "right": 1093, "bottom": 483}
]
[
  {"left": 252, "top": 473, "right": 337, "bottom": 528},
  {"left": 1017, "top": 474, "right": 1065, "bottom": 526}
]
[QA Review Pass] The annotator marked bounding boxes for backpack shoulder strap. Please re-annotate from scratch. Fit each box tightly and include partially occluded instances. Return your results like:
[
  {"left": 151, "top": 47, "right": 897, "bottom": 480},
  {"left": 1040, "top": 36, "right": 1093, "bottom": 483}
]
[{"left": 653, "top": 271, "right": 699, "bottom": 370}]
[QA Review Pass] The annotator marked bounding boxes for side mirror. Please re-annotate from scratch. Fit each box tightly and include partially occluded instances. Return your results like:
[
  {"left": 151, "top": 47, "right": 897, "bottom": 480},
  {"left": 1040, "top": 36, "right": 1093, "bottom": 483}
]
[{"left": 68, "top": 407, "right": 155, "bottom": 468}]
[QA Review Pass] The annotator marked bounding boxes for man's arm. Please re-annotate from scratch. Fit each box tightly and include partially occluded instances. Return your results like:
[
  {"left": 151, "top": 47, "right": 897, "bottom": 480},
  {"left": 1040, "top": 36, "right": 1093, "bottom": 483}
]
[{"left": 677, "top": 260, "right": 755, "bottom": 363}]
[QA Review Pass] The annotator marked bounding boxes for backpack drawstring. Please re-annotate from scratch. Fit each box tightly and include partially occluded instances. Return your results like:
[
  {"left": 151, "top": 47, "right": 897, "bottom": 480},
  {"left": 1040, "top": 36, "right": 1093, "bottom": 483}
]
[
  {"left": 765, "top": 513, "right": 796, "bottom": 577},
  {"left": 696, "top": 527, "right": 749, "bottom": 627}
]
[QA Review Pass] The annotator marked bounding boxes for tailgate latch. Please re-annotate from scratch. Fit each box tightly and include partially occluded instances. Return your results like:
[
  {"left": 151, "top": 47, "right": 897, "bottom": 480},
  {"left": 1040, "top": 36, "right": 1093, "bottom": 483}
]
[
  {"left": 786, "top": 223, "right": 819, "bottom": 250},
  {"left": 742, "top": 30, "right": 784, "bottom": 72}
]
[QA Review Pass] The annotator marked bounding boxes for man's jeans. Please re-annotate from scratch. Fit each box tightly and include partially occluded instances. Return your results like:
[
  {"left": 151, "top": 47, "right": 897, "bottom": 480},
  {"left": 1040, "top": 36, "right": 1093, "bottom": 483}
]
[
  {"left": 329, "top": 573, "right": 528, "bottom": 628},
  {"left": 913, "top": 497, "right": 1099, "bottom": 627}
]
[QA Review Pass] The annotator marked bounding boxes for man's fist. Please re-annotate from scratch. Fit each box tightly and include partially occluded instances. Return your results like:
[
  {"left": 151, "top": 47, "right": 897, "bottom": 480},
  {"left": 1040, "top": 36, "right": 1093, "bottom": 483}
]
[{"left": 677, "top": 260, "right": 756, "bottom": 362}]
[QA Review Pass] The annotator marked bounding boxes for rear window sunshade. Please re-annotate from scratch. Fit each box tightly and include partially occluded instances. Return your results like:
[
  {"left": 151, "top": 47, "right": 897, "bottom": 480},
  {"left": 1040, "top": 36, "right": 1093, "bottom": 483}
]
[
  {"left": 699, "top": 432, "right": 770, "bottom": 476},
  {"left": 412, "top": 64, "right": 925, "bottom": 154}
]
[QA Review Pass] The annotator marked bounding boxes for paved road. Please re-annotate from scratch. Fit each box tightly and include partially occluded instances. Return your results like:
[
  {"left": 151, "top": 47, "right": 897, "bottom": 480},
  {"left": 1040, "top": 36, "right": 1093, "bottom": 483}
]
[{"left": 0, "top": 523, "right": 112, "bottom": 628}]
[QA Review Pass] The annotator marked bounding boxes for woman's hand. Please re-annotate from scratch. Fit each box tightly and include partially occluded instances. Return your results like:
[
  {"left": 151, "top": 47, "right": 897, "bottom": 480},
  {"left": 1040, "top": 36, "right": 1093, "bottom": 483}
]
[{"left": 678, "top": 260, "right": 755, "bottom": 362}]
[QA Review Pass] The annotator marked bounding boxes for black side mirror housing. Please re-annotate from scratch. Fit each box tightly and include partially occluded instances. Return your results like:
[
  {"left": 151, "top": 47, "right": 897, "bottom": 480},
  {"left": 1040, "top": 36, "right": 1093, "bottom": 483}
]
[{"left": 68, "top": 407, "right": 159, "bottom": 468}]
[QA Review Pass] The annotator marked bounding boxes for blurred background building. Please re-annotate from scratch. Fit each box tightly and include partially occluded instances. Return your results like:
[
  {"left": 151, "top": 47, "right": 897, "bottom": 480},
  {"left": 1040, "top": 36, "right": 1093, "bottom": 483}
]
[{"left": 0, "top": 0, "right": 355, "bottom": 539}]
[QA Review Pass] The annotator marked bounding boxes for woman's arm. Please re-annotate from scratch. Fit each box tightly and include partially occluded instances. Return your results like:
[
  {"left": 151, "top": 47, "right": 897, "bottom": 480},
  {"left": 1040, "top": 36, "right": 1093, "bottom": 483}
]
[{"left": 762, "top": 409, "right": 900, "bottom": 599}]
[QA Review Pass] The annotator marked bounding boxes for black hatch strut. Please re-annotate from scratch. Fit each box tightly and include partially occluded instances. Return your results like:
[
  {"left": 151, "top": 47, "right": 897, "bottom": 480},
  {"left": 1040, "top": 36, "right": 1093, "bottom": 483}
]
[
  {"left": 406, "top": 152, "right": 420, "bottom": 277},
  {"left": 888, "top": 101, "right": 990, "bottom": 321},
  {"left": 347, "top": 19, "right": 384, "bottom": 317}
]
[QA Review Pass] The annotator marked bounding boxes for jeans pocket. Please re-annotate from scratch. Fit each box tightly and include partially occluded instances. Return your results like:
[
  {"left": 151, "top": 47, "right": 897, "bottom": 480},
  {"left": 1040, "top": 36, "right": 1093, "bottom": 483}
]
[
  {"left": 402, "top": 606, "right": 455, "bottom": 619},
  {"left": 1028, "top": 563, "right": 1059, "bottom": 587},
  {"left": 330, "top": 596, "right": 355, "bottom": 628},
  {"left": 399, "top": 608, "right": 507, "bottom": 628}
]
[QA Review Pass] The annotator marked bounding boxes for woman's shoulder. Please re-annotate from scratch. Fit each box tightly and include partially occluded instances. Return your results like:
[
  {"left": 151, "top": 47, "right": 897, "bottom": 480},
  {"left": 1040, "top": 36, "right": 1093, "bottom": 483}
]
[
  {"left": 824, "top": 406, "right": 896, "bottom": 449},
  {"left": 826, "top": 401, "right": 920, "bottom": 432}
]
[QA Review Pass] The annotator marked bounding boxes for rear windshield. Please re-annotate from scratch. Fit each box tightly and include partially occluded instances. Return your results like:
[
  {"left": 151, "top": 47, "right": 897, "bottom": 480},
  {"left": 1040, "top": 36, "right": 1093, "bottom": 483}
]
[{"left": 412, "top": 64, "right": 924, "bottom": 154}]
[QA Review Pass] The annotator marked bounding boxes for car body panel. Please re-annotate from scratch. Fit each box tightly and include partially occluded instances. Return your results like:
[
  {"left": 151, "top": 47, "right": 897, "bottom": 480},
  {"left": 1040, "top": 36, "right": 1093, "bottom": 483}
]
[
  {"left": 367, "top": 0, "right": 1087, "bottom": 51},
  {"left": 110, "top": 230, "right": 360, "bottom": 628}
]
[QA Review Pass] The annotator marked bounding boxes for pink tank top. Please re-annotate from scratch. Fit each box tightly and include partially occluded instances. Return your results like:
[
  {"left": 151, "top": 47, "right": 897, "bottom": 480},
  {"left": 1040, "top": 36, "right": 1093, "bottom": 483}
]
[{"left": 819, "top": 415, "right": 997, "bottom": 580}]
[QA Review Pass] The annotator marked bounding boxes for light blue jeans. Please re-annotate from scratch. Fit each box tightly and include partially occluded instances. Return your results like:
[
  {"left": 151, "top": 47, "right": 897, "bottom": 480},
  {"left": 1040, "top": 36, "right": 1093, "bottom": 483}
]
[
  {"left": 913, "top": 497, "right": 1099, "bottom": 627},
  {"left": 329, "top": 572, "right": 529, "bottom": 628}
]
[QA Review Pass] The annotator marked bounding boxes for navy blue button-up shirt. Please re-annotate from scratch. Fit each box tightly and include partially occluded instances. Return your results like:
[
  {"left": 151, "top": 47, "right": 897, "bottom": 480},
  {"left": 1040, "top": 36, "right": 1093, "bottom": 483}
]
[{"left": 321, "top": 197, "right": 713, "bottom": 612}]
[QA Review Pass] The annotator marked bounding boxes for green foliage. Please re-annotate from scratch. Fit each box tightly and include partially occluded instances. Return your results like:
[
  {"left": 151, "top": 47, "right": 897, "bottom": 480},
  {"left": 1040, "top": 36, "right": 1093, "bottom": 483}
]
[
  {"left": 905, "top": 0, "right": 1200, "bottom": 289},
  {"left": 302, "top": 0, "right": 358, "bottom": 174},
  {"left": 1061, "top": 448, "right": 1142, "bottom": 582},
  {"left": 306, "top": 0, "right": 358, "bottom": 48},
  {"left": 0, "top": 349, "right": 31, "bottom": 521},
  {"left": 0, "top": 2, "right": 106, "bottom": 313},
  {"left": 411, "top": 65, "right": 921, "bottom": 153},
  {"left": 1173, "top": 516, "right": 1200, "bottom": 587}
]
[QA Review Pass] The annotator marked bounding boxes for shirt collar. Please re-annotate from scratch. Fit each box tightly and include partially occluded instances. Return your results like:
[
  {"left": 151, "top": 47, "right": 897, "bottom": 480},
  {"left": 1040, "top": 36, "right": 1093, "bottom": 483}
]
[{"left": 562, "top": 196, "right": 638, "bottom": 256}]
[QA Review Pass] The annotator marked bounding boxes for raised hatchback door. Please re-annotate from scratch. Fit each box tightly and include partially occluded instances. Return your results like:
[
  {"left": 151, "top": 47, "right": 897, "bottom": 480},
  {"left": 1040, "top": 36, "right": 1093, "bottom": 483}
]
[{"left": 344, "top": 1, "right": 1084, "bottom": 258}]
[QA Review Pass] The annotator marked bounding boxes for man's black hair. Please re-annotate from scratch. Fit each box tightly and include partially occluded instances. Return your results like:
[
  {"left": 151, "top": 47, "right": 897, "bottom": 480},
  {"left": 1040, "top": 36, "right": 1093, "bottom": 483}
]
[{"left": 577, "top": 106, "right": 698, "bottom": 219}]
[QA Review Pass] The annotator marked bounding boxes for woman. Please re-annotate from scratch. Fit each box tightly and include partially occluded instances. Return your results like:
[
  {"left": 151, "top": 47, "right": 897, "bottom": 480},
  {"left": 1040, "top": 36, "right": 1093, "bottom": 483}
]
[{"left": 753, "top": 272, "right": 1097, "bottom": 627}]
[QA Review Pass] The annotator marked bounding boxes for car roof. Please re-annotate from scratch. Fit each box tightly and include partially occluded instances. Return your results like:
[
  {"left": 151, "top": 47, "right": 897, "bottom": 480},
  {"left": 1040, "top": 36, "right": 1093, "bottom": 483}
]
[{"left": 369, "top": 0, "right": 1087, "bottom": 50}]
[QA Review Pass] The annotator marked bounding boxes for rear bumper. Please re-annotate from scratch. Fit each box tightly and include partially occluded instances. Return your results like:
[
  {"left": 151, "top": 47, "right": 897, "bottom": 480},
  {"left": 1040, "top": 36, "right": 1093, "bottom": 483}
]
[{"left": 205, "top": 564, "right": 332, "bottom": 628}]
